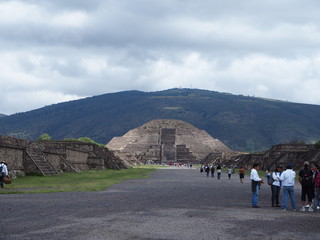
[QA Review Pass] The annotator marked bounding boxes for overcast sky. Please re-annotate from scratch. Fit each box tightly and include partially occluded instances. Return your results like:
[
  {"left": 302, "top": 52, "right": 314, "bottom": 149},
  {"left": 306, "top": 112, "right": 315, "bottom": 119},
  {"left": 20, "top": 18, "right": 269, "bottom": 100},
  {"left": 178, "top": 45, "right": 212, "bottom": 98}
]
[{"left": 1, "top": 0, "right": 320, "bottom": 115}]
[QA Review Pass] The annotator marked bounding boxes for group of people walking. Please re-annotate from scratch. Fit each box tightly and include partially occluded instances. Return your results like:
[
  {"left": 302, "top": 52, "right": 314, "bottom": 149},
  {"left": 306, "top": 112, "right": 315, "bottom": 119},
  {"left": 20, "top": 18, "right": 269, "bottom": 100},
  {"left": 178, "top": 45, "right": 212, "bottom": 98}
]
[
  {"left": 250, "top": 161, "right": 320, "bottom": 212},
  {"left": 201, "top": 164, "right": 246, "bottom": 182},
  {"left": 200, "top": 164, "right": 233, "bottom": 180}
]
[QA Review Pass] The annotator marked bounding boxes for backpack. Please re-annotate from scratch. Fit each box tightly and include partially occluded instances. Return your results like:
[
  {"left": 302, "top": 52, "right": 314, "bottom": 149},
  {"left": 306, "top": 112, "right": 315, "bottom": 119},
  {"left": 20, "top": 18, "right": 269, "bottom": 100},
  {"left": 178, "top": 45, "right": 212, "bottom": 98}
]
[
  {"left": 300, "top": 169, "right": 313, "bottom": 185},
  {"left": 315, "top": 171, "right": 320, "bottom": 188},
  {"left": 267, "top": 174, "right": 274, "bottom": 185}
]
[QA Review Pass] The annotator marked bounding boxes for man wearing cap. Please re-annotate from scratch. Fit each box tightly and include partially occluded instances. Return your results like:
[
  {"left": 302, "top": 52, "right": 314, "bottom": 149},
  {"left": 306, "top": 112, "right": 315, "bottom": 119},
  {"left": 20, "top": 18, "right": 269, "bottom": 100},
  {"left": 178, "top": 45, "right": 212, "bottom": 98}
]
[
  {"left": 0, "top": 161, "right": 9, "bottom": 188},
  {"left": 279, "top": 164, "right": 297, "bottom": 211}
]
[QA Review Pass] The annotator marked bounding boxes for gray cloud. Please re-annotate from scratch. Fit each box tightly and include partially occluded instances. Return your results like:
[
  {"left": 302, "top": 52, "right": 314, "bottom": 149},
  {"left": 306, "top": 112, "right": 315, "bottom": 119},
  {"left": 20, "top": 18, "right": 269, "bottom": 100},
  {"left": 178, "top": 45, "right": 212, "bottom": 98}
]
[{"left": 1, "top": 0, "right": 320, "bottom": 114}]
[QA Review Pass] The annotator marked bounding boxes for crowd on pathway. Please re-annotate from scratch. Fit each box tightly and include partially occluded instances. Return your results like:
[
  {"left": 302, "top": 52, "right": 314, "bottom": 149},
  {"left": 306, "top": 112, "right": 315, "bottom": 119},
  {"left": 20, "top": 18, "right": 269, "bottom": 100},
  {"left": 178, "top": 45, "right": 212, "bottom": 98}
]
[
  {"left": 199, "top": 162, "right": 320, "bottom": 213},
  {"left": 200, "top": 164, "right": 235, "bottom": 180},
  {"left": 250, "top": 161, "right": 320, "bottom": 212},
  {"left": 200, "top": 164, "right": 241, "bottom": 181}
]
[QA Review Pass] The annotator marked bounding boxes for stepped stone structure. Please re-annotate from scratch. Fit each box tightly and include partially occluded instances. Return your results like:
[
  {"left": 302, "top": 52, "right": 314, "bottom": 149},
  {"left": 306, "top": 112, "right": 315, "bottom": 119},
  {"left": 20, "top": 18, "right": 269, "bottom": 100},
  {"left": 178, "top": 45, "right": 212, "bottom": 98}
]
[
  {"left": 106, "top": 119, "right": 232, "bottom": 164},
  {"left": 222, "top": 144, "right": 320, "bottom": 170},
  {"left": 0, "top": 135, "right": 128, "bottom": 177}
]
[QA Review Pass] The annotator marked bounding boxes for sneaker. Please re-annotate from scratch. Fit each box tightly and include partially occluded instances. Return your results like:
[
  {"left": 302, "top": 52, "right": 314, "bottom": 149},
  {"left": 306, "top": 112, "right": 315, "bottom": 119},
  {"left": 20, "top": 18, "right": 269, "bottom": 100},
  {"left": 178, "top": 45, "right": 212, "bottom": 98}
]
[
  {"left": 317, "top": 206, "right": 320, "bottom": 210},
  {"left": 281, "top": 208, "right": 287, "bottom": 211},
  {"left": 300, "top": 206, "right": 306, "bottom": 212},
  {"left": 305, "top": 204, "right": 310, "bottom": 208},
  {"left": 308, "top": 207, "right": 314, "bottom": 212}
]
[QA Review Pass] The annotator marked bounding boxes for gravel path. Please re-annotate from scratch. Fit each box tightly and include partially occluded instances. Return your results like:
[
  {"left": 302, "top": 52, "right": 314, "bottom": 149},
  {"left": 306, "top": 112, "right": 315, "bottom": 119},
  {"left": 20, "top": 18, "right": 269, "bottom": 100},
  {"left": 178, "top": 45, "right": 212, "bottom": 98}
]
[{"left": 0, "top": 168, "right": 319, "bottom": 240}]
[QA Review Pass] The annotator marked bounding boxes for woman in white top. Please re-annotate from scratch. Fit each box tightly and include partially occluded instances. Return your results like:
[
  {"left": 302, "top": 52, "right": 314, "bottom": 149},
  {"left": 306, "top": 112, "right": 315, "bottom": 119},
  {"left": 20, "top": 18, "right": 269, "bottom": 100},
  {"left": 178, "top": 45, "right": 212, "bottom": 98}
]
[{"left": 271, "top": 166, "right": 282, "bottom": 207}]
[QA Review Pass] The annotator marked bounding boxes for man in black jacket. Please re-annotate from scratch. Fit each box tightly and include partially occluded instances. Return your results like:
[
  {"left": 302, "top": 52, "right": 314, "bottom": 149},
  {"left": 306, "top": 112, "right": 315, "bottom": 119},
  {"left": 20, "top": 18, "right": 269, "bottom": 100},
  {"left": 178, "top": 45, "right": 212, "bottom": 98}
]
[{"left": 299, "top": 161, "right": 314, "bottom": 211}]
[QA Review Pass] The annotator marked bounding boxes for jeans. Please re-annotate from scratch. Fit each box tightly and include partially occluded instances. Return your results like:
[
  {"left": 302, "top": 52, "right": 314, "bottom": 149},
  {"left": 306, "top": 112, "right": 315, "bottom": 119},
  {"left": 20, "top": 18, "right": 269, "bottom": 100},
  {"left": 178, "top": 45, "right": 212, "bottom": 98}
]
[
  {"left": 313, "top": 187, "right": 320, "bottom": 212},
  {"left": 271, "top": 185, "right": 280, "bottom": 206},
  {"left": 217, "top": 172, "right": 221, "bottom": 180},
  {"left": 282, "top": 186, "right": 297, "bottom": 210},
  {"left": 252, "top": 184, "right": 259, "bottom": 206}
]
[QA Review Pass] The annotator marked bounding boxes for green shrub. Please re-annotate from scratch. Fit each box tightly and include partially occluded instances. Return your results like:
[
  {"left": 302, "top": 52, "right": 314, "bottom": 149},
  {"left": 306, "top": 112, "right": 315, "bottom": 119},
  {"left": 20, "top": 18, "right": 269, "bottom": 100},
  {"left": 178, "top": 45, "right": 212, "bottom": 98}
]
[
  {"left": 78, "top": 137, "right": 96, "bottom": 144},
  {"left": 38, "top": 133, "right": 51, "bottom": 141}
]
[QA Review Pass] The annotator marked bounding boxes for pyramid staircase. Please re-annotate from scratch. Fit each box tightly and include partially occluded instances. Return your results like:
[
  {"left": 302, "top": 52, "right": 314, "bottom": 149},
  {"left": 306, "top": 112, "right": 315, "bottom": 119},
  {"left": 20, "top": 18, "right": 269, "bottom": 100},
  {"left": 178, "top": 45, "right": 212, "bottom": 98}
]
[{"left": 26, "top": 144, "right": 59, "bottom": 175}]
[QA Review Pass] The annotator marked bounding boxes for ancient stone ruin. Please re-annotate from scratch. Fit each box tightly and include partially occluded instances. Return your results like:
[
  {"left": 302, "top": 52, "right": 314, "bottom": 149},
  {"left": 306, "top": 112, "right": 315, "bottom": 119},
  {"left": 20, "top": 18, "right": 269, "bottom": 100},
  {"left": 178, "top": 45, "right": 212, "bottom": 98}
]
[
  {"left": 0, "top": 135, "right": 128, "bottom": 177},
  {"left": 216, "top": 143, "right": 320, "bottom": 170},
  {"left": 106, "top": 119, "right": 232, "bottom": 164}
]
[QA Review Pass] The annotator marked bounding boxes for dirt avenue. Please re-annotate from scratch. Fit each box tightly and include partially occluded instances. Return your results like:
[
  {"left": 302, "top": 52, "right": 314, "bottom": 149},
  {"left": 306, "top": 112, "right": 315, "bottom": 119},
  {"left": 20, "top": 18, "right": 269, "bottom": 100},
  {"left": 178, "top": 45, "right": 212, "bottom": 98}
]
[{"left": 0, "top": 168, "right": 319, "bottom": 240}]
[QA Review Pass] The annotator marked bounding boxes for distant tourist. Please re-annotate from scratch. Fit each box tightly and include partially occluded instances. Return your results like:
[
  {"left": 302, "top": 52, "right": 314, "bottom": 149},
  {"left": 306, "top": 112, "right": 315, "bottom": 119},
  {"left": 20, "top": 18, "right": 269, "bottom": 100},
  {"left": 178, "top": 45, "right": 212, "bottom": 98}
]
[
  {"left": 279, "top": 164, "right": 297, "bottom": 211},
  {"left": 312, "top": 163, "right": 320, "bottom": 212},
  {"left": 211, "top": 166, "right": 215, "bottom": 178},
  {"left": 200, "top": 165, "right": 204, "bottom": 173},
  {"left": 250, "top": 163, "right": 264, "bottom": 208},
  {"left": 238, "top": 167, "right": 245, "bottom": 183},
  {"left": 298, "top": 161, "right": 314, "bottom": 211},
  {"left": 271, "top": 166, "right": 282, "bottom": 207},
  {"left": 217, "top": 165, "right": 222, "bottom": 180},
  {"left": 265, "top": 168, "right": 271, "bottom": 185},
  {"left": 204, "top": 164, "right": 210, "bottom": 177},
  {"left": 266, "top": 168, "right": 270, "bottom": 175},
  {"left": 0, "top": 161, "right": 9, "bottom": 188},
  {"left": 311, "top": 163, "right": 320, "bottom": 212},
  {"left": 227, "top": 167, "right": 232, "bottom": 180}
]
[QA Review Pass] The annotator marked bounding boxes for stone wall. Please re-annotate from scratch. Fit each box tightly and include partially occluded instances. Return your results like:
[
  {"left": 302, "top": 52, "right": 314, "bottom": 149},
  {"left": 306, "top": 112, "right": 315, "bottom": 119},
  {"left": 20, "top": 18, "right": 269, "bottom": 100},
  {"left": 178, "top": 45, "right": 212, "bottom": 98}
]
[
  {"left": 0, "top": 146, "right": 25, "bottom": 176},
  {"left": 0, "top": 135, "right": 128, "bottom": 177},
  {"left": 66, "top": 149, "right": 88, "bottom": 170},
  {"left": 45, "top": 153, "right": 61, "bottom": 170},
  {"left": 221, "top": 144, "right": 320, "bottom": 170}
]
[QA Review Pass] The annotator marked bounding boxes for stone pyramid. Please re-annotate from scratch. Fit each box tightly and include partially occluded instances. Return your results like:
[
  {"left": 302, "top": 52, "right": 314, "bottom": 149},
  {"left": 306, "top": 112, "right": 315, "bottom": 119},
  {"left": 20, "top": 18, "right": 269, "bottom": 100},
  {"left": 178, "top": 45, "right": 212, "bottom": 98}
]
[{"left": 106, "top": 119, "right": 232, "bottom": 164}]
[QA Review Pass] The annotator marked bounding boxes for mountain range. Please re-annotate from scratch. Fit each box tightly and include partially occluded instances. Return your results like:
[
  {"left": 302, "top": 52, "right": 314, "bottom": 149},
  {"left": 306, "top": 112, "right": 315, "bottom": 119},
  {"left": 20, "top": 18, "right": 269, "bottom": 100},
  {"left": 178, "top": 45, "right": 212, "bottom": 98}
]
[{"left": 0, "top": 88, "right": 319, "bottom": 152}]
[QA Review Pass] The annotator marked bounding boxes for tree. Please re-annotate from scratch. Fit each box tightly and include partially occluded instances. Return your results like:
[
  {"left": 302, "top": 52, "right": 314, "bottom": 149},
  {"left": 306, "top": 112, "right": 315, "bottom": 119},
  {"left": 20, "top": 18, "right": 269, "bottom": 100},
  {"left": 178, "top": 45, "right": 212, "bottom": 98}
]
[
  {"left": 38, "top": 133, "right": 51, "bottom": 141},
  {"left": 315, "top": 140, "right": 320, "bottom": 148}
]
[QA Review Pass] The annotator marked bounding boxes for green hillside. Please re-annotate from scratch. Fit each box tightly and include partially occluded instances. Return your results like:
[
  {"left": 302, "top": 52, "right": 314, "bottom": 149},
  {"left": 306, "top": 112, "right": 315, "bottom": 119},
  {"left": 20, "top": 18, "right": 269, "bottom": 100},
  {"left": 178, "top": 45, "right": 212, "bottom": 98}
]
[{"left": 0, "top": 88, "right": 319, "bottom": 152}]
